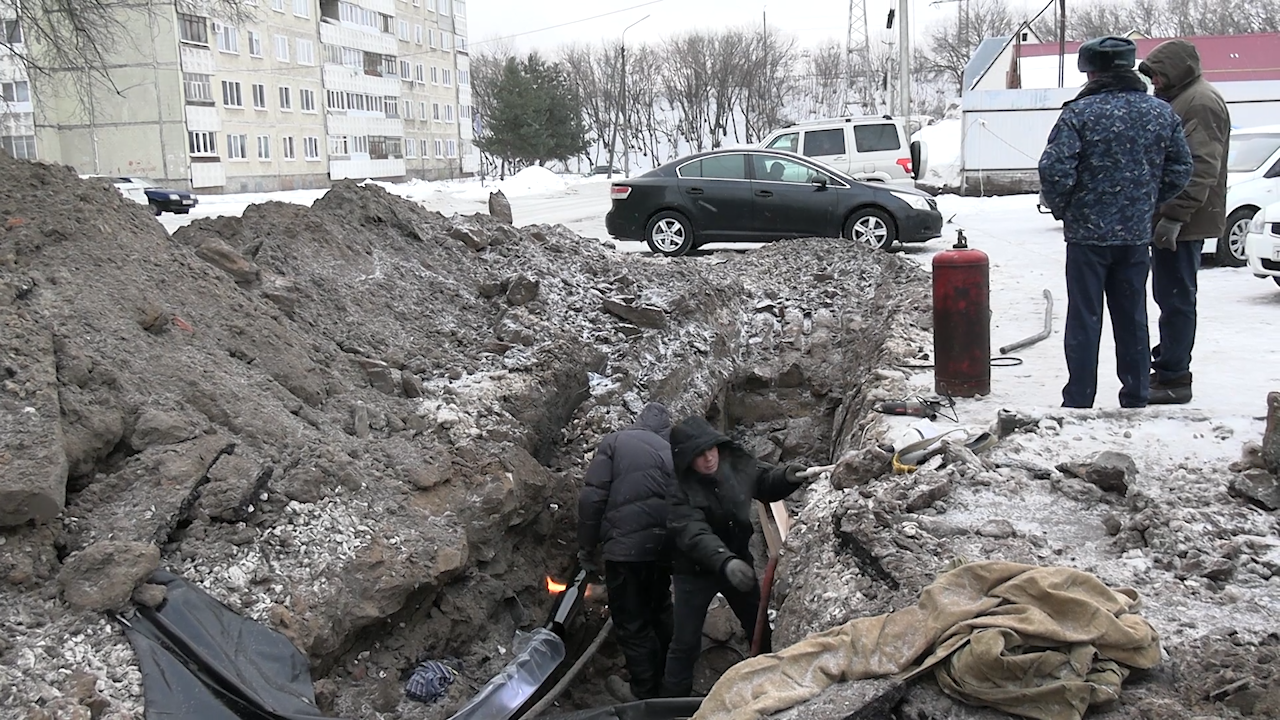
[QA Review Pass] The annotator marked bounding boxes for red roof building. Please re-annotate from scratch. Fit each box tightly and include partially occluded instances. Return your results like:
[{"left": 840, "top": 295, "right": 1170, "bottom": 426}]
[{"left": 1016, "top": 33, "right": 1280, "bottom": 83}]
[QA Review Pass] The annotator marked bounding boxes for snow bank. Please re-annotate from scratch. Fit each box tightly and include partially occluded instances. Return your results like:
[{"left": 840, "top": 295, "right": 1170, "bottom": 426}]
[
  {"left": 363, "top": 178, "right": 442, "bottom": 203},
  {"left": 449, "top": 166, "right": 570, "bottom": 202},
  {"left": 913, "top": 118, "right": 962, "bottom": 189}
]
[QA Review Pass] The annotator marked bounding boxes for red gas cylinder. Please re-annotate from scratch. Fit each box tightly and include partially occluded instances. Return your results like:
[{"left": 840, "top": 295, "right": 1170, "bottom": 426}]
[{"left": 932, "top": 230, "right": 990, "bottom": 398}]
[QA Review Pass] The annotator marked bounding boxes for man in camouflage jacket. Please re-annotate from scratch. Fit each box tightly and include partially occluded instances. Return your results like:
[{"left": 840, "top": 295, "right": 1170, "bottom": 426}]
[{"left": 1039, "top": 36, "right": 1193, "bottom": 409}]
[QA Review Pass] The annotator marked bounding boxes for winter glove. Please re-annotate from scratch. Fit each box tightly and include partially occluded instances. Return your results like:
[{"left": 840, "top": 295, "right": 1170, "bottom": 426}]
[
  {"left": 784, "top": 463, "right": 810, "bottom": 484},
  {"left": 577, "top": 548, "right": 600, "bottom": 579},
  {"left": 723, "top": 558, "right": 757, "bottom": 592},
  {"left": 1152, "top": 218, "right": 1183, "bottom": 252}
]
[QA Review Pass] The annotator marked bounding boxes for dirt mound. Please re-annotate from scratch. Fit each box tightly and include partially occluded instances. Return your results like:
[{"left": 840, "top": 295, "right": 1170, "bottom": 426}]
[{"left": 0, "top": 151, "right": 926, "bottom": 718}]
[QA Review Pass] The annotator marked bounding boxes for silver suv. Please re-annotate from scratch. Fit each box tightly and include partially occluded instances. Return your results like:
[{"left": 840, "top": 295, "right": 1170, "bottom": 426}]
[{"left": 760, "top": 116, "right": 926, "bottom": 188}]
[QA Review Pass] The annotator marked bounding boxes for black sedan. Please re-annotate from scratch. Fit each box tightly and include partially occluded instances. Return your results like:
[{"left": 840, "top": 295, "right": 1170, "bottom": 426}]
[
  {"left": 117, "top": 177, "right": 199, "bottom": 216},
  {"left": 605, "top": 149, "right": 942, "bottom": 256}
]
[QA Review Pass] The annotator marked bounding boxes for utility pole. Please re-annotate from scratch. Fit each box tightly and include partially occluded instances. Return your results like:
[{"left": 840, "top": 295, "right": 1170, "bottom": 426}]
[
  {"left": 1057, "top": 0, "right": 1067, "bottom": 88},
  {"left": 620, "top": 14, "right": 649, "bottom": 178},
  {"left": 845, "top": 0, "right": 871, "bottom": 112},
  {"left": 897, "top": 0, "right": 911, "bottom": 119}
]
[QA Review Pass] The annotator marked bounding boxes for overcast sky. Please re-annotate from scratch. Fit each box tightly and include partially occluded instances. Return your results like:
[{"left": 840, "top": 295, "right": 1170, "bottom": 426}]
[{"left": 467, "top": 0, "right": 973, "bottom": 54}]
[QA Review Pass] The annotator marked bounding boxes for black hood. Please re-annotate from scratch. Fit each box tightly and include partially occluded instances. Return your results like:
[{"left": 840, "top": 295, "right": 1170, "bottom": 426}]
[
  {"left": 670, "top": 416, "right": 730, "bottom": 475},
  {"left": 631, "top": 402, "right": 672, "bottom": 441}
]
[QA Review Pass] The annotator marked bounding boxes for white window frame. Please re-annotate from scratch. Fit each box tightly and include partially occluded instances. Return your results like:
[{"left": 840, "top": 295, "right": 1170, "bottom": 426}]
[
  {"left": 257, "top": 134, "right": 272, "bottom": 160},
  {"left": 414, "top": 63, "right": 425, "bottom": 84},
  {"left": 440, "top": 0, "right": 450, "bottom": 16},
  {"left": 329, "top": 135, "right": 349, "bottom": 156},
  {"left": 405, "top": 137, "right": 417, "bottom": 158},
  {"left": 248, "top": 31, "right": 262, "bottom": 57},
  {"left": 304, "top": 136, "right": 321, "bottom": 160},
  {"left": 455, "top": 0, "right": 465, "bottom": 18},
  {"left": 227, "top": 133, "right": 249, "bottom": 160},
  {"left": 419, "top": 101, "right": 426, "bottom": 119},
  {"left": 279, "top": 86, "right": 293, "bottom": 111},
  {"left": 300, "top": 88, "right": 316, "bottom": 112},
  {"left": 397, "top": 20, "right": 409, "bottom": 41},
  {"left": 214, "top": 22, "right": 239, "bottom": 54},
  {"left": 402, "top": 100, "right": 412, "bottom": 119},
  {"left": 3, "top": 18, "right": 25, "bottom": 45},
  {"left": 271, "top": 0, "right": 286, "bottom": 11},
  {"left": 428, "top": 0, "right": 437, "bottom": 11},
  {"left": 189, "top": 131, "right": 218, "bottom": 157},
  {"left": 294, "top": 0, "right": 310, "bottom": 18},
  {"left": 434, "top": 138, "right": 443, "bottom": 158},
  {"left": 275, "top": 35, "right": 290, "bottom": 62},
  {"left": 221, "top": 80, "right": 243, "bottom": 108},
  {"left": 428, "top": 28, "right": 437, "bottom": 49},
  {"left": 430, "top": 66, "right": 439, "bottom": 85},
  {"left": 2, "top": 80, "right": 31, "bottom": 103},
  {"left": 399, "top": 60, "right": 411, "bottom": 79},
  {"left": 432, "top": 102, "right": 440, "bottom": 121},
  {"left": 0, "top": 135, "right": 37, "bottom": 160},
  {"left": 441, "top": 31, "right": 451, "bottom": 51},
  {"left": 447, "top": 138, "right": 457, "bottom": 157},
  {"left": 182, "top": 73, "right": 213, "bottom": 104},
  {"left": 282, "top": 136, "right": 296, "bottom": 160},
  {"left": 252, "top": 83, "right": 267, "bottom": 110},
  {"left": 414, "top": 25, "right": 423, "bottom": 45},
  {"left": 296, "top": 39, "right": 315, "bottom": 65},
  {"left": 442, "top": 69, "right": 452, "bottom": 87},
  {"left": 444, "top": 103, "right": 454, "bottom": 123}
]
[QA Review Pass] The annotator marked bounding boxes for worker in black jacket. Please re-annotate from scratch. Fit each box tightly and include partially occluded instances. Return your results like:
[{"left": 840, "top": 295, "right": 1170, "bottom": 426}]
[
  {"left": 577, "top": 402, "right": 676, "bottom": 702},
  {"left": 659, "top": 416, "right": 809, "bottom": 698}
]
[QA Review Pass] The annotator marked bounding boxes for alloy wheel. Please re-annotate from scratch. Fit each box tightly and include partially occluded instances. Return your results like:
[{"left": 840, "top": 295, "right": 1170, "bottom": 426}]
[
  {"left": 851, "top": 216, "right": 889, "bottom": 248},
  {"left": 651, "top": 218, "right": 686, "bottom": 254}
]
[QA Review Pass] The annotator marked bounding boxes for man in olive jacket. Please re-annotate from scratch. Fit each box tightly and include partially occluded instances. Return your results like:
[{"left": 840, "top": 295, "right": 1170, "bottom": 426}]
[
  {"left": 1139, "top": 39, "right": 1231, "bottom": 404},
  {"left": 659, "top": 416, "right": 808, "bottom": 698}
]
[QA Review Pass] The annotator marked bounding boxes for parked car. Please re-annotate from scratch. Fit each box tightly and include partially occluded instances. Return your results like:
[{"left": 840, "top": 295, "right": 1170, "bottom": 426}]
[
  {"left": 759, "top": 115, "right": 927, "bottom": 188},
  {"left": 604, "top": 148, "right": 943, "bottom": 257},
  {"left": 590, "top": 165, "right": 622, "bottom": 176},
  {"left": 118, "top": 177, "right": 199, "bottom": 215},
  {"left": 1220, "top": 125, "right": 1280, "bottom": 267},
  {"left": 1244, "top": 199, "right": 1280, "bottom": 288}
]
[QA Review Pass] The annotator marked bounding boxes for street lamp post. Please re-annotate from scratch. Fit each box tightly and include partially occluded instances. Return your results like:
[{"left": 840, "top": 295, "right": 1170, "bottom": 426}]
[{"left": 620, "top": 15, "right": 649, "bottom": 178}]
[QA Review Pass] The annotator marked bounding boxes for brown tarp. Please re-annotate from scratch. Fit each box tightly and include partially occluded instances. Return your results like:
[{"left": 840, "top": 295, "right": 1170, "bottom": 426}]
[{"left": 691, "top": 561, "right": 1161, "bottom": 720}]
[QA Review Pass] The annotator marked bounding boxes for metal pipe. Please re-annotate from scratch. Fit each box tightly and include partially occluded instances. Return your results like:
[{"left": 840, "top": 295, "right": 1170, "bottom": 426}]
[
  {"left": 999, "top": 289, "right": 1054, "bottom": 355},
  {"left": 522, "top": 618, "right": 614, "bottom": 719}
]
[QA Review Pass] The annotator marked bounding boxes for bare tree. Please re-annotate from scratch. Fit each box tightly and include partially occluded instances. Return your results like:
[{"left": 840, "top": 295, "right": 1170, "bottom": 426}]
[
  {"left": 794, "top": 41, "right": 847, "bottom": 121},
  {"left": 660, "top": 32, "right": 714, "bottom": 152},
  {"left": 560, "top": 42, "right": 618, "bottom": 168},
  {"left": 919, "top": 0, "right": 1019, "bottom": 93}
]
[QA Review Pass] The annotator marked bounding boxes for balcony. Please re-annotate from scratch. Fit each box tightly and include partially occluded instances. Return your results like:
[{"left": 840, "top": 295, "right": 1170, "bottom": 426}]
[
  {"left": 320, "top": 22, "right": 396, "bottom": 57},
  {"left": 322, "top": 66, "right": 401, "bottom": 97}
]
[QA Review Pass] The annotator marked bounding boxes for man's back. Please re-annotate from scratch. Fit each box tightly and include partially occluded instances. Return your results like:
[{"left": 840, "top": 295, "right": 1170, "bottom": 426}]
[{"left": 1039, "top": 72, "right": 1192, "bottom": 245}]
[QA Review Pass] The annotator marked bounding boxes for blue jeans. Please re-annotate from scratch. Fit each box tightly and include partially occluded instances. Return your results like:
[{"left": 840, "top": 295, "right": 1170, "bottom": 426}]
[
  {"left": 1150, "top": 240, "right": 1203, "bottom": 384},
  {"left": 1062, "top": 243, "right": 1151, "bottom": 408}
]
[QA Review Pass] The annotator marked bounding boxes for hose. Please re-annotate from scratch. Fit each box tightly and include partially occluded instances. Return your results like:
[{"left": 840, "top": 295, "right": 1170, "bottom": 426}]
[
  {"left": 522, "top": 617, "right": 614, "bottom": 719},
  {"left": 999, "top": 289, "right": 1054, "bottom": 355}
]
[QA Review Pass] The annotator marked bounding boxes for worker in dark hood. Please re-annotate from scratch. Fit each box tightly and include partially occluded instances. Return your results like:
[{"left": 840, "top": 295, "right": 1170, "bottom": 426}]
[
  {"left": 577, "top": 402, "right": 675, "bottom": 703},
  {"left": 1139, "top": 40, "right": 1230, "bottom": 405},
  {"left": 659, "top": 416, "right": 812, "bottom": 698}
]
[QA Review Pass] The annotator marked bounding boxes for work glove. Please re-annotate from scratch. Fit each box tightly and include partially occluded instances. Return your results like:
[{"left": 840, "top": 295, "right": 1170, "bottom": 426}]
[
  {"left": 723, "top": 558, "right": 757, "bottom": 592},
  {"left": 1152, "top": 218, "right": 1183, "bottom": 252},
  {"left": 577, "top": 548, "right": 601, "bottom": 579},
  {"left": 784, "top": 463, "right": 810, "bottom": 484}
]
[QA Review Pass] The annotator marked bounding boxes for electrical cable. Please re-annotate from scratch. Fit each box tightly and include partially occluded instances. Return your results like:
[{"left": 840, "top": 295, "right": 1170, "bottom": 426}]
[{"left": 470, "top": 0, "right": 668, "bottom": 48}]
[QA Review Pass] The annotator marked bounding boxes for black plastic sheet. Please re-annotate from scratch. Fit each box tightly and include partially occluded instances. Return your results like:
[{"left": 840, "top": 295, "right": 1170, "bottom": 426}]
[{"left": 122, "top": 570, "right": 342, "bottom": 720}]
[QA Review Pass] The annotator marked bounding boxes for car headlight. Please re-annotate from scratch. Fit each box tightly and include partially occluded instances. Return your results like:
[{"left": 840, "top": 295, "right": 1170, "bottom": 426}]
[
  {"left": 1249, "top": 214, "right": 1266, "bottom": 234},
  {"left": 167, "top": 193, "right": 179, "bottom": 201},
  {"left": 889, "top": 191, "right": 931, "bottom": 211}
]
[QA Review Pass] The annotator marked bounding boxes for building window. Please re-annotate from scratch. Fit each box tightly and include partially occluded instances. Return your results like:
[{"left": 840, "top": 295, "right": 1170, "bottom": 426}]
[
  {"left": 430, "top": 66, "right": 438, "bottom": 85},
  {"left": 402, "top": 100, "right": 412, "bottom": 119},
  {"left": 3, "top": 19, "right": 24, "bottom": 44},
  {"left": 441, "top": 32, "right": 452, "bottom": 51},
  {"left": 428, "top": 28, "right": 437, "bottom": 49},
  {"left": 405, "top": 137, "right": 416, "bottom": 158},
  {"left": 419, "top": 101, "right": 426, "bottom": 119},
  {"left": 455, "top": 0, "right": 465, "bottom": 18},
  {"left": 271, "top": 0, "right": 285, "bottom": 11},
  {"left": 221, "top": 80, "right": 243, "bottom": 108},
  {"left": 432, "top": 102, "right": 440, "bottom": 121},
  {"left": 293, "top": 0, "right": 310, "bottom": 18},
  {"left": 182, "top": 73, "right": 213, "bottom": 104},
  {"left": 346, "top": 92, "right": 366, "bottom": 111},
  {"left": 457, "top": 35, "right": 467, "bottom": 52},
  {"left": 447, "top": 139, "right": 457, "bottom": 157},
  {"left": 247, "top": 31, "right": 263, "bottom": 57},
  {"left": 227, "top": 133, "right": 248, "bottom": 160},
  {"left": 1, "top": 135, "right": 36, "bottom": 160},
  {"left": 414, "top": 63, "right": 424, "bottom": 84},
  {"left": 178, "top": 14, "right": 208, "bottom": 45},
  {"left": 369, "top": 136, "right": 387, "bottom": 159},
  {"left": 300, "top": 88, "right": 316, "bottom": 112},
  {"left": 257, "top": 135, "right": 272, "bottom": 159},
  {"left": 414, "top": 25, "right": 423, "bottom": 45},
  {"left": 327, "top": 90, "right": 346, "bottom": 110},
  {"left": 297, "top": 39, "right": 315, "bottom": 65},
  {"left": 328, "top": 135, "right": 349, "bottom": 156},
  {"left": 275, "top": 35, "right": 289, "bottom": 61},
  {"left": 440, "top": 0, "right": 450, "bottom": 16},
  {"left": 399, "top": 60, "right": 411, "bottom": 79},
  {"left": 434, "top": 138, "right": 443, "bottom": 158},
  {"left": 2, "top": 81, "right": 30, "bottom": 103},
  {"left": 442, "top": 69, "right": 452, "bottom": 87},
  {"left": 397, "top": 20, "right": 409, "bottom": 41},
  {"left": 384, "top": 97, "right": 399, "bottom": 117},
  {"left": 214, "top": 22, "right": 238, "bottom": 53},
  {"left": 352, "top": 135, "right": 369, "bottom": 154},
  {"left": 279, "top": 86, "right": 292, "bottom": 110},
  {"left": 304, "top": 136, "right": 320, "bottom": 160},
  {"left": 188, "top": 131, "right": 217, "bottom": 157},
  {"left": 252, "top": 83, "right": 267, "bottom": 109},
  {"left": 428, "top": 0, "right": 437, "bottom": 11},
  {"left": 459, "top": 69, "right": 470, "bottom": 86},
  {"left": 444, "top": 103, "right": 454, "bottom": 123},
  {"left": 282, "top": 136, "right": 296, "bottom": 159}
]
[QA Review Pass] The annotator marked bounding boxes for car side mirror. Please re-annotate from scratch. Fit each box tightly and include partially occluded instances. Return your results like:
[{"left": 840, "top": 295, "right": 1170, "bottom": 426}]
[{"left": 812, "top": 177, "right": 829, "bottom": 189}]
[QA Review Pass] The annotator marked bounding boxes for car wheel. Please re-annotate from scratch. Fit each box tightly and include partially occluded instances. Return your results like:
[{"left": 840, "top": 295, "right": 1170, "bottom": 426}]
[
  {"left": 1217, "top": 209, "right": 1253, "bottom": 267},
  {"left": 844, "top": 208, "right": 896, "bottom": 250},
  {"left": 645, "top": 211, "right": 695, "bottom": 257},
  {"left": 149, "top": 201, "right": 162, "bottom": 217}
]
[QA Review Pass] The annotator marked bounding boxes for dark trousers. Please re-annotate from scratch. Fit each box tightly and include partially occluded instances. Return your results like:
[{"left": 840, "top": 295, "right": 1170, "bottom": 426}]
[
  {"left": 1150, "top": 240, "right": 1203, "bottom": 384},
  {"left": 1062, "top": 243, "right": 1151, "bottom": 409},
  {"left": 660, "top": 571, "right": 769, "bottom": 698},
  {"left": 605, "top": 560, "right": 674, "bottom": 699}
]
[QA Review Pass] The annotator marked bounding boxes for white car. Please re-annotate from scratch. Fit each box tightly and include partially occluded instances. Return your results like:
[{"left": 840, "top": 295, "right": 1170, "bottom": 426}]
[
  {"left": 1220, "top": 125, "right": 1280, "bottom": 267},
  {"left": 80, "top": 174, "right": 149, "bottom": 206},
  {"left": 759, "top": 116, "right": 927, "bottom": 188},
  {"left": 1244, "top": 199, "right": 1280, "bottom": 288}
]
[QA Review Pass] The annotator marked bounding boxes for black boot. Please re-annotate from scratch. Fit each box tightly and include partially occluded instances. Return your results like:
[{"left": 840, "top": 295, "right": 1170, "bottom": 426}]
[{"left": 1149, "top": 373, "right": 1192, "bottom": 405}]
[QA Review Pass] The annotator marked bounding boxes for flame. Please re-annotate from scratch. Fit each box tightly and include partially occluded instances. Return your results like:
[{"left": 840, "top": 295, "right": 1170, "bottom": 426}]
[{"left": 546, "top": 576, "right": 567, "bottom": 593}]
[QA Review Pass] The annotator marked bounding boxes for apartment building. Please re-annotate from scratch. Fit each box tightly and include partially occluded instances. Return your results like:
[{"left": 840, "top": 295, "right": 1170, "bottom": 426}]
[
  {"left": 13, "top": 0, "right": 471, "bottom": 192},
  {"left": 1, "top": 15, "right": 35, "bottom": 161}
]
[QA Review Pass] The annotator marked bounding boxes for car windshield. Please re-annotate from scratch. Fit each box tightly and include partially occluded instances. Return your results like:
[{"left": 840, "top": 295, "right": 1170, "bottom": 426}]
[{"left": 1227, "top": 134, "right": 1280, "bottom": 173}]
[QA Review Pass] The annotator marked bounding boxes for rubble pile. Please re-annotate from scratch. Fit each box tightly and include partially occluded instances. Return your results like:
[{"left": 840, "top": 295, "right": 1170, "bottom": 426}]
[{"left": 0, "top": 151, "right": 923, "bottom": 719}]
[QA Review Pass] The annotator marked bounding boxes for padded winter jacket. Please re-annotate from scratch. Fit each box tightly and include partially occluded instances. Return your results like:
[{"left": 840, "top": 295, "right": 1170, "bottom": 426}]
[
  {"left": 1038, "top": 70, "right": 1193, "bottom": 245},
  {"left": 1140, "top": 40, "right": 1232, "bottom": 241},
  {"left": 667, "top": 416, "right": 798, "bottom": 577},
  {"left": 577, "top": 403, "right": 675, "bottom": 563}
]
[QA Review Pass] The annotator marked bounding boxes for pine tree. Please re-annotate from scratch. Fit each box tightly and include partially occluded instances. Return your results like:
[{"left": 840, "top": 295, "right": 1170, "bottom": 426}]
[{"left": 476, "top": 53, "right": 589, "bottom": 168}]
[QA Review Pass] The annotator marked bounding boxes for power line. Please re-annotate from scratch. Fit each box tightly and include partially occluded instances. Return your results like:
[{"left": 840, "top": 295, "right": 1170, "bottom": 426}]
[{"left": 470, "top": 0, "right": 668, "bottom": 48}]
